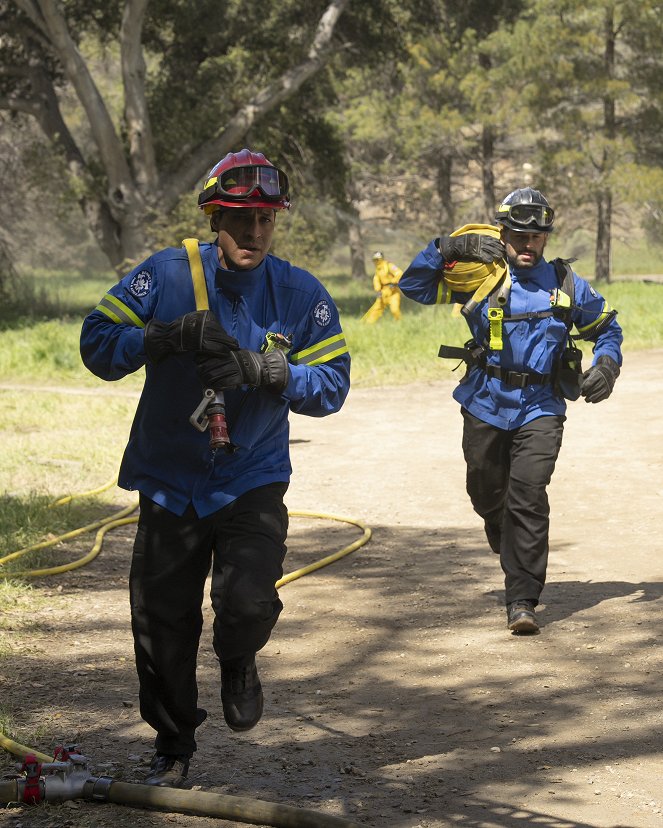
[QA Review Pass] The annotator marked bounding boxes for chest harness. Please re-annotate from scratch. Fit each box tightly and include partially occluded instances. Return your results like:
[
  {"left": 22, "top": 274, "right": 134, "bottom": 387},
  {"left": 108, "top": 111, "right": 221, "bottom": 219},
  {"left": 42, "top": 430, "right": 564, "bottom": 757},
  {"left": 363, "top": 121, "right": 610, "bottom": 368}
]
[{"left": 439, "top": 258, "right": 585, "bottom": 398}]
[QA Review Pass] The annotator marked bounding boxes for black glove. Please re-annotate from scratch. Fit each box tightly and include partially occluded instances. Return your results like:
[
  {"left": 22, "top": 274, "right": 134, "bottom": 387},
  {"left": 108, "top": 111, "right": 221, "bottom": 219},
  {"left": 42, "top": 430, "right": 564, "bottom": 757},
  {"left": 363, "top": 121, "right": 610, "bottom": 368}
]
[
  {"left": 197, "top": 349, "right": 290, "bottom": 393},
  {"left": 437, "top": 233, "right": 504, "bottom": 264},
  {"left": 579, "top": 355, "right": 620, "bottom": 403},
  {"left": 144, "top": 310, "right": 239, "bottom": 363}
]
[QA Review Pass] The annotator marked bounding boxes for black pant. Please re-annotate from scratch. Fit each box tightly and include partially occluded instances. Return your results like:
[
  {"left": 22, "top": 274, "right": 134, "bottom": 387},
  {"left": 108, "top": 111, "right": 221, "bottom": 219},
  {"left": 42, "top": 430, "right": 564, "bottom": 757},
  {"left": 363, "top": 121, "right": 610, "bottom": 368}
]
[
  {"left": 129, "top": 483, "right": 289, "bottom": 755},
  {"left": 461, "top": 410, "right": 564, "bottom": 607}
]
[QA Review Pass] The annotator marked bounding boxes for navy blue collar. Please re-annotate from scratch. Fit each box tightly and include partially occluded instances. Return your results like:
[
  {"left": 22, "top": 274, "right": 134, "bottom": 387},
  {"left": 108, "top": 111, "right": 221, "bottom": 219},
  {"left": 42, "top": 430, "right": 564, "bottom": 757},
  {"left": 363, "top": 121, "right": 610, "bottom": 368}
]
[{"left": 211, "top": 246, "right": 268, "bottom": 295}]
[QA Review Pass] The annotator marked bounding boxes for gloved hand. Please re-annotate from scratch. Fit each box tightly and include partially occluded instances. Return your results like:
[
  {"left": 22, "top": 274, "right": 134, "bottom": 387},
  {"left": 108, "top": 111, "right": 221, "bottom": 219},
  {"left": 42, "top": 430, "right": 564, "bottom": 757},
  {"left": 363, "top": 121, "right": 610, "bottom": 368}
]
[
  {"left": 197, "top": 349, "right": 290, "bottom": 393},
  {"left": 579, "top": 355, "right": 620, "bottom": 403},
  {"left": 144, "top": 310, "right": 238, "bottom": 364},
  {"left": 437, "top": 234, "right": 504, "bottom": 264}
]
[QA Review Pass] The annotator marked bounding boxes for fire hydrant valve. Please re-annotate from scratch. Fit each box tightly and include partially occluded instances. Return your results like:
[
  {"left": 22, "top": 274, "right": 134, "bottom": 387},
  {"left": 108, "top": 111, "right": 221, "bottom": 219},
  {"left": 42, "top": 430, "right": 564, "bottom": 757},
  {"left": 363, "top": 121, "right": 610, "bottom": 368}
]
[{"left": 20, "top": 753, "right": 43, "bottom": 804}]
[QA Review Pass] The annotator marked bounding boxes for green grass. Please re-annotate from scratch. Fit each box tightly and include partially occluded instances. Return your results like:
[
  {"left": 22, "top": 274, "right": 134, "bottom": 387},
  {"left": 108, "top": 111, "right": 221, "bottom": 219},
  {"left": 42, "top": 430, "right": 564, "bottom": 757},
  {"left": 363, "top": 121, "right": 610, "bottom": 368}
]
[
  {"left": 342, "top": 302, "right": 469, "bottom": 385},
  {"left": 0, "top": 319, "right": 145, "bottom": 388},
  {"left": 0, "top": 384, "right": 138, "bottom": 578},
  {"left": 591, "top": 281, "right": 663, "bottom": 349},
  {"left": 0, "top": 491, "right": 129, "bottom": 577}
]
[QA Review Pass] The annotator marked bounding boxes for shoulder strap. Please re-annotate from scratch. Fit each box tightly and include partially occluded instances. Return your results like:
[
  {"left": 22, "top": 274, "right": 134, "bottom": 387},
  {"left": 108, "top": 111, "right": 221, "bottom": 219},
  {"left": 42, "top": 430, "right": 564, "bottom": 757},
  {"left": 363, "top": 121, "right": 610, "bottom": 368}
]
[
  {"left": 552, "top": 257, "right": 575, "bottom": 302},
  {"left": 182, "top": 238, "right": 210, "bottom": 311},
  {"left": 551, "top": 257, "right": 576, "bottom": 334}
]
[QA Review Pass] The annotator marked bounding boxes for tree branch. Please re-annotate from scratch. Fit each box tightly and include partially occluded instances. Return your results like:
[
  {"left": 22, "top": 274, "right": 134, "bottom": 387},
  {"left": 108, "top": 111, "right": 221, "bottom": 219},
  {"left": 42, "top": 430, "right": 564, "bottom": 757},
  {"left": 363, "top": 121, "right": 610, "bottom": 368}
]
[
  {"left": 0, "top": 96, "right": 40, "bottom": 116},
  {"left": 11, "top": 0, "right": 49, "bottom": 38},
  {"left": 160, "top": 0, "right": 350, "bottom": 210}
]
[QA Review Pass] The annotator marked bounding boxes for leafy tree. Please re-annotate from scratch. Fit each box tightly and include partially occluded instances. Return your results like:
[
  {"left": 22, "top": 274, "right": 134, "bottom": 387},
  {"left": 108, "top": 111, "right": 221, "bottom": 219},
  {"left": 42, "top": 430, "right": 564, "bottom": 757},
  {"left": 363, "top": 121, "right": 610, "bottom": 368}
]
[
  {"left": 0, "top": 0, "right": 356, "bottom": 269},
  {"left": 488, "top": 0, "right": 663, "bottom": 281},
  {"left": 330, "top": 0, "right": 527, "bottom": 281}
]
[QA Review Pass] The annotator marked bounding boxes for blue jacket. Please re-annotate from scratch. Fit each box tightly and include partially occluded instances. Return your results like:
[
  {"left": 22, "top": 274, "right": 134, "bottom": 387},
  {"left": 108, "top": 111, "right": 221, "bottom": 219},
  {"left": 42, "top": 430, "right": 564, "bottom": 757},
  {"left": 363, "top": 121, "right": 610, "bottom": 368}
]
[
  {"left": 80, "top": 242, "right": 351, "bottom": 516},
  {"left": 400, "top": 240, "right": 623, "bottom": 430}
]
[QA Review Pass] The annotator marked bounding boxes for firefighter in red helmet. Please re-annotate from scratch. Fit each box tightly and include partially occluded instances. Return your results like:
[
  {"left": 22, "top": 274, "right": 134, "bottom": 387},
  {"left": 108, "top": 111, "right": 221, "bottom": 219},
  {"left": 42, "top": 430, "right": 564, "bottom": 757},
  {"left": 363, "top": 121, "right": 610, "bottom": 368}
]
[{"left": 81, "top": 149, "right": 350, "bottom": 787}]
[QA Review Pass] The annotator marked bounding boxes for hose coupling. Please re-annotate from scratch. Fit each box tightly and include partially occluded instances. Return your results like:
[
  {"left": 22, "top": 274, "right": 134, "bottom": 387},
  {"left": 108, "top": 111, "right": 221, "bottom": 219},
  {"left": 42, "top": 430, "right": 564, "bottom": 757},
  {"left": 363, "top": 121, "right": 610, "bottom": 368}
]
[{"left": 82, "top": 775, "right": 114, "bottom": 801}]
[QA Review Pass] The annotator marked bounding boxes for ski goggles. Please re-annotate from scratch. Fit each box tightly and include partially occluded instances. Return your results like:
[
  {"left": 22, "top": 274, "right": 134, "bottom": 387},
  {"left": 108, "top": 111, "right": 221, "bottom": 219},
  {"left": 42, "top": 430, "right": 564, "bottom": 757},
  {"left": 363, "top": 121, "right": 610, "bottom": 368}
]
[
  {"left": 497, "top": 202, "right": 555, "bottom": 228},
  {"left": 199, "top": 164, "right": 289, "bottom": 204}
]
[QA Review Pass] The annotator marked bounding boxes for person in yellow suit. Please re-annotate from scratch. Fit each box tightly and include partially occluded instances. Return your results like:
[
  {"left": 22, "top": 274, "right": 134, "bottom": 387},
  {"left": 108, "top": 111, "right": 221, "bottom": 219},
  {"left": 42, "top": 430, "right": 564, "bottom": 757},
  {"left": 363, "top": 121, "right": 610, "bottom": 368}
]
[{"left": 362, "top": 251, "right": 403, "bottom": 323}]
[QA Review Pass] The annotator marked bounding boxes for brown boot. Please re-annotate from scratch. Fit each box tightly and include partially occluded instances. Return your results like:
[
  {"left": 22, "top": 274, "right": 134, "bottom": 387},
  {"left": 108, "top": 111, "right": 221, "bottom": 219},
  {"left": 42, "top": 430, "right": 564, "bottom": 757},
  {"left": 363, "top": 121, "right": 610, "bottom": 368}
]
[
  {"left": 507, "top": 601, "right": 539, "bottom": 634},
  {"left": 144, "top": 753, "right": 190, "bottom": 787}
]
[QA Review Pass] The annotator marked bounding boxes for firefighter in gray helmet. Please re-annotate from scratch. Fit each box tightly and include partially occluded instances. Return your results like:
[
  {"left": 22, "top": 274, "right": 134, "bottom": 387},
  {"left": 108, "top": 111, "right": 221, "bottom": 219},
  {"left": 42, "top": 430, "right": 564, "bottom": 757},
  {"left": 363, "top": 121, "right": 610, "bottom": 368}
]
[{"left": 400, "top": 186, "right": 623, "bottom": 635}]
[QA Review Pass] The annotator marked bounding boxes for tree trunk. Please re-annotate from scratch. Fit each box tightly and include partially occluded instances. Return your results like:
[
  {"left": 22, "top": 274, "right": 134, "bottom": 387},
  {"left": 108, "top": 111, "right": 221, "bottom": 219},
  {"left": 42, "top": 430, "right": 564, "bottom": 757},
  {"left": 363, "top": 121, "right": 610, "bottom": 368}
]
[
  {"left": 594, "top": 5, "right": 616, "bottom": 284},
  {"left": 0, "top": 227, "right": 19, "bottom": 317},
  {"left": 594, "top": 191, "right": 612, "bottom": 283},
  {"left": 347, "top": 209, "right": 367, "bottom": 281},
  {"left": 0, "top": 233, "right": 15, "bottom": 295},
  {"left": 342, "top": 152, "right": 367, "bottom": 281},
  {"left": 436, "top": 154, "right": 454, "bottom": 232},
  {"left": 481, "top": 124, "right": 495, "bottom": 223}
]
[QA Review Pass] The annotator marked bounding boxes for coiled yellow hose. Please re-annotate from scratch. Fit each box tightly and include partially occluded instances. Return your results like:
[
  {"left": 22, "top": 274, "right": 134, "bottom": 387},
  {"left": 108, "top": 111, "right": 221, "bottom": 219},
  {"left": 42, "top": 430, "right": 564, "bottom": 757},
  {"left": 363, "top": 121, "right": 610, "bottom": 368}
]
[{"left": 0, "top": 479, "right": 371, "bottom": 581}]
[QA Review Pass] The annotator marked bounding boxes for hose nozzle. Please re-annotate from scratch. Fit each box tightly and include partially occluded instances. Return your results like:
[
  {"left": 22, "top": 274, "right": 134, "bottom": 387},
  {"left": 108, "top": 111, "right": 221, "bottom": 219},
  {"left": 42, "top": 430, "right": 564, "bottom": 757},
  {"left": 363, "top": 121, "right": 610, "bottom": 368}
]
[{"left": 189, "top": 389, "right": 234, "bottom": 452}]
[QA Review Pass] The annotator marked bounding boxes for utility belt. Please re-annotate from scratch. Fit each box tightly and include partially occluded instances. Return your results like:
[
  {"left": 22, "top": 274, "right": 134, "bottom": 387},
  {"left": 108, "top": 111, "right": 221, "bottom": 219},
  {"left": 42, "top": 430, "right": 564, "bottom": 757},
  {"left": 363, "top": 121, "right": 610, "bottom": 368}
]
[
  {"left": 438, "top": 341, "right": 552, "bottom": 389},
  {"left": 484, "top": 364, "right": 551, "bottom": 388}
]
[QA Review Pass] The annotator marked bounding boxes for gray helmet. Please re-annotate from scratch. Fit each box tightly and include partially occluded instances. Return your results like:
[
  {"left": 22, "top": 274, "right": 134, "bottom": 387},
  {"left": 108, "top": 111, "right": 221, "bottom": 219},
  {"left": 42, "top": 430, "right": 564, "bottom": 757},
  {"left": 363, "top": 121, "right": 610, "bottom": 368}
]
[
  {"left": 495, "top": 187, "right": 554, "bottom": 233},
  {"left": 372, "top": 251, "right": 384, "bottom": 260}
]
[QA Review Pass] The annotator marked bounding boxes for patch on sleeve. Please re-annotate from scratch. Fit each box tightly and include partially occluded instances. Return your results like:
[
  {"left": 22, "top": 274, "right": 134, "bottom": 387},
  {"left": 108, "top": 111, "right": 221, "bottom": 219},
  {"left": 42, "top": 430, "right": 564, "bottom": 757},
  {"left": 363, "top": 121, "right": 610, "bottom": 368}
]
[
  {"left": 129, "top": 270, "right": 152, "bottom": 298},
  {"left": 589, "top": 285, "right": 598, "bottom": 298},
  {"left": 313, "top": 299, "right": 332, "bottom": 327}
]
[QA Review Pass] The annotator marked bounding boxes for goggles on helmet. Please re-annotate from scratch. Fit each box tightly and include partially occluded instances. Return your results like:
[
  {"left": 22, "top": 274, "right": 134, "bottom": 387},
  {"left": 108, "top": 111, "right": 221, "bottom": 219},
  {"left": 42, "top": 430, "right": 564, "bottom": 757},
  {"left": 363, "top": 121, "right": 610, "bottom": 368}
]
[
  {"left": 497, "top": 202, "right": 554, "bottom": 229},
  {"left": 198, "top": 164, "right": 289, "bottom": 206}
]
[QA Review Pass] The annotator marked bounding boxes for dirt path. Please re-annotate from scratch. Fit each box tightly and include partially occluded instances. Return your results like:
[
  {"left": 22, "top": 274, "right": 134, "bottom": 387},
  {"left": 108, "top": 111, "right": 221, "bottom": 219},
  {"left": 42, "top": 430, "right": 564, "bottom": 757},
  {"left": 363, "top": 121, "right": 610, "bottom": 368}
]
[{"left": 2, "top": 350, "right": 662, "bottom": 828}]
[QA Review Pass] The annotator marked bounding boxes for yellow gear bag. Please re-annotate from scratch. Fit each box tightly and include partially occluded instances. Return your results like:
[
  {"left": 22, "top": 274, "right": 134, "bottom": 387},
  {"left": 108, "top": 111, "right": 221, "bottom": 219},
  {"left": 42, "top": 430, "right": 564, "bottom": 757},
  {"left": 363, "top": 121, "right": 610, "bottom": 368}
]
[{"left": 442, "top": 223, "right": 509, "bottom": 314}]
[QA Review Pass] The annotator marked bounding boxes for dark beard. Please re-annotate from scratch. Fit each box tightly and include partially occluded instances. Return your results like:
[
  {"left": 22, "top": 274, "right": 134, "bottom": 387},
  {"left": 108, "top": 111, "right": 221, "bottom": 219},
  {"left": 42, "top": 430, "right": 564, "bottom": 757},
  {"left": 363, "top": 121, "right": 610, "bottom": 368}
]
[{"left": 507, "top": 250, "right": 543, "bottom": 270}]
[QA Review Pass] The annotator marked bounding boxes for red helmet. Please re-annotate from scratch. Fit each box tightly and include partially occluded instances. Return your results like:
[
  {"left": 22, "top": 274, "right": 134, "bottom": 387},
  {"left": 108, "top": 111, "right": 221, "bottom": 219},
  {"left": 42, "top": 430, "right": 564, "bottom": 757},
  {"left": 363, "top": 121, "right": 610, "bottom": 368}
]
[{"left": 198, "top": 149, "right": 290, "bottom": 213}]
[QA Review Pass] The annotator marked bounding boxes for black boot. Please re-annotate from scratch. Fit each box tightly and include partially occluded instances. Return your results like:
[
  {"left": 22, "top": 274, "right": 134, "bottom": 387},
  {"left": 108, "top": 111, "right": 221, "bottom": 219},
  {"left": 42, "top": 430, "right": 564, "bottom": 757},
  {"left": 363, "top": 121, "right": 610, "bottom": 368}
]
[
  {"left": 220, "top": 654, "right": 264, "bottom": 732},
  {"left": 144, "top": 753, "right": 190, "bottom": 787}
]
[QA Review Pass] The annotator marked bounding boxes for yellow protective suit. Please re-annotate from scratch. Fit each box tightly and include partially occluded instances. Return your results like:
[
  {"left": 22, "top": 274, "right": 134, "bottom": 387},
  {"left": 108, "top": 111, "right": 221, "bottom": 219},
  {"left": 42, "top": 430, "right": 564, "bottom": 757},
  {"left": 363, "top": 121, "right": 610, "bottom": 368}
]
[{"left": 362, "top": 258, "right": 404, "bottom": 323}]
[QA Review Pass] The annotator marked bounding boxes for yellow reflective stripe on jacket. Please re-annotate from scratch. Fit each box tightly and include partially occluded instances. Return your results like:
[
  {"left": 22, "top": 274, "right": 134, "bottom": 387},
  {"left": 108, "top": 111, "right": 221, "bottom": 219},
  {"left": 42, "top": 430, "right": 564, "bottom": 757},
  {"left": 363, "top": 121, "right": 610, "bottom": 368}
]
[
  {"left": 182, "top": 238, "right": 210, "bottom": 311},
  {"left": 95, "top": 293, "right": 145, "bottom": 327},
  {"left": 436, "top": 280, "right": 453, "bottom": 305},
  {"left": 290, "top": 333, "right": 348, "bottom": 367},
  {"left": 576, "top": 301, "right": 612, "bottom": 337}
]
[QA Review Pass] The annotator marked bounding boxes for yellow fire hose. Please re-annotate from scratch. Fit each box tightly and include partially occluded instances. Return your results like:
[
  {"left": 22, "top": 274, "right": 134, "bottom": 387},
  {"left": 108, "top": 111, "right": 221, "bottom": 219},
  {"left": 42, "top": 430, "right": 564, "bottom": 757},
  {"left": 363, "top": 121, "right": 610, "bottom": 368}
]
[
  {"left": 0, "top": 774, "right": 360, "bottom": 827},
  {"left": 0, "top": 477, "right": 371, "bottom": 584},
  {"left": 0, "top": 479, "right": 371, "bottom": 826}
]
